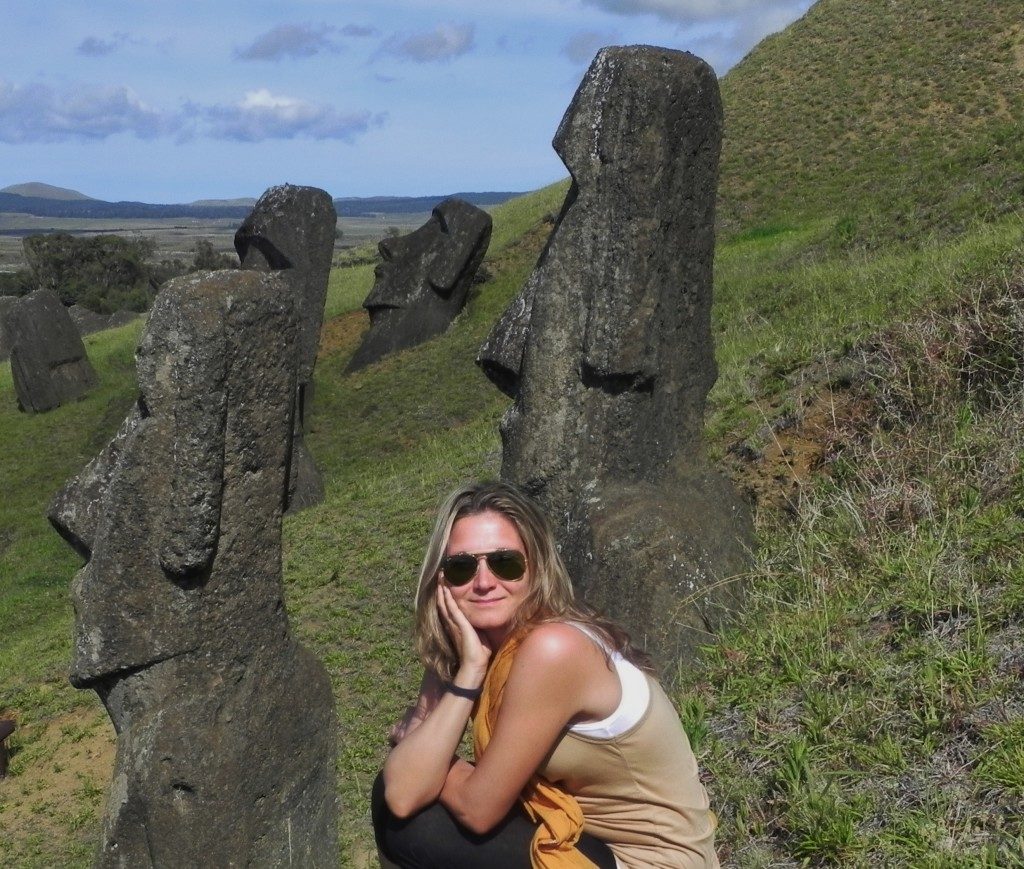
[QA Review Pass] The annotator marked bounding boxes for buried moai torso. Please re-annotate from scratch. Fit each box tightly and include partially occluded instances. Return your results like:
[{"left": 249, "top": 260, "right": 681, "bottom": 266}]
[
  {"left": 48, "top": 270, "right": 338, "bottom": 868},
  {"left": 478, "top": 46, "right": 754, "bottom": 672},
  {"left": 2, "top": 289, "right": 97, "bottom": 412},
  {"left": 235, "top": 183, "right": 337, "bottom": 511},
  {"left": 346, "top": 198, "right": 492, "bottom": 371}
]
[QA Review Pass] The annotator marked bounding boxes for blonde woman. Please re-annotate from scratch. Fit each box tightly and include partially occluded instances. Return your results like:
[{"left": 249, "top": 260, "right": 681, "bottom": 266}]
[{"left": 373, "top": 482, "right": 718, "bottom": 868}]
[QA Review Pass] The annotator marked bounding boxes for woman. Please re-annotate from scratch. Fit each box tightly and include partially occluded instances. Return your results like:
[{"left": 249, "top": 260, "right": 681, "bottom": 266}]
[{"left": 374, "top": 482, "right": 718, "bottom": 868}]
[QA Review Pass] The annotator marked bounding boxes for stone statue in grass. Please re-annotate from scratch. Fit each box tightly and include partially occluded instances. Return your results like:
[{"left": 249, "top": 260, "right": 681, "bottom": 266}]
[
  {"left": 478, "top": 45, "right": 754, "bottom": 673},
  {"left": 346, "top": 198, "right": 492, "bottom": 372},
  {"left": 2, "top": 289, "right": 98, "bottom": 412},
  {"left": 48, "top": 269, "right": 338, "bottom": 868},
  {"left": 235, "top": 183, "right": 337, "bottom": 511}
]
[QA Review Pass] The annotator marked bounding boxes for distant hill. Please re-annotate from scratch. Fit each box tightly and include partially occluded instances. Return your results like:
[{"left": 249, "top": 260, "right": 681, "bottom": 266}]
[
  {"left": 0, "top": 182, "right": 96, "bottom": 201},
  {"left": 718, "top": 0, "right": 1024, "bottom": 240},
  {"left": 0, "top": 193, "right": 252, "bottom": 220},
  {"left": 0, "top": 188, "right": 523, "bottom": 221},
  {"left": 189, "top": 197, "right": 258, "bottom": 208}
]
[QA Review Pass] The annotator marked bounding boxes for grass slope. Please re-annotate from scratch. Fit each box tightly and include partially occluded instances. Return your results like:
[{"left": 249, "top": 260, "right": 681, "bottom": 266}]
[
  {"left": 4, "top": 0, "right": 1024, "bottom": 864},
  {"left": 718, "top": 0, "right": 1024, "bottom": 242}
]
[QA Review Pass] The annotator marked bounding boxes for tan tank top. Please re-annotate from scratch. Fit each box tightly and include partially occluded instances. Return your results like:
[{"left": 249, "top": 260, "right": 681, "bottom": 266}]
[{"left": 539, "top": 674, "right": 719, "bottom": 869}]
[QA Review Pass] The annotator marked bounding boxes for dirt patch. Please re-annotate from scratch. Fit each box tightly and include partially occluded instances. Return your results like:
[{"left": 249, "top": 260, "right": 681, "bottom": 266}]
[
  {"left": 1008, "top": 25, "right": 1024, "bottom": 72},
  {"left": 320, "top": 310, "right": 369, "bottom": 360},
  {"left": 0, "top": 705, "right": 114, "bottom": 845},
  {"left": 721, "top": 357, "right": 874, "bottom": 512}
]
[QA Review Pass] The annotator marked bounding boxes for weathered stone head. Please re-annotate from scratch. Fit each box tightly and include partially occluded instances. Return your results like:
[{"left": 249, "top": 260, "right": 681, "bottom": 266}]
[
  {"left": 478, "top": 46, "right": 753, "bottom": 673},
  {"left": 48, "top": 269, "right": 338, "bottom": 866},
  {"left": 346, "top": 198, "right": 492, "bottom": 371},
  {"left": 2, "top": 289, "right": 97, "bottom": 412},
  {"left": 235, "top": 184, "right": 337, "bottom": 511},
  {"left": 234, "top": 184, "right": 336, "bottom": 382}
]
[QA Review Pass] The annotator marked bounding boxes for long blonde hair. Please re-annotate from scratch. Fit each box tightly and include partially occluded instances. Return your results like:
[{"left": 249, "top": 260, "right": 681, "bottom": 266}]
[{"left": 414, "top": 481, "right": 650, "bottom": 680}]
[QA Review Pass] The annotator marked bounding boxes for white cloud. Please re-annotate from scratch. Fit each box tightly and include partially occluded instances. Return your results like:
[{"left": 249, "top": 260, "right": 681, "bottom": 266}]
[
  {"left": 562, "top": 30, "right": 620, "bottom": 65},
  {"left": 578, "top": 0, "right": 799, "bottom": 24},
  {"left": 235, "top": 23, "right": 342, "bottom": 61},
  {"left": 380, "top": 23, "right": 475, "bottom": 63},
  {"left": 690, "top": 1, "right": 811, "bottom": 71},
  {"left": 203, "top": 89, "right": 386, "bottom": 141},
  {"left": 0, "top": 79, "right": 170, "bottom": 143}
]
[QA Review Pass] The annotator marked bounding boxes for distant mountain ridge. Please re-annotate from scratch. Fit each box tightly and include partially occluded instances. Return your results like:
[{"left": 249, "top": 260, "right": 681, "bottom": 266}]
[
  {"left": 0, "top": 182, "right": 96, "bottom": 201},
  {"left": 334, "top": 192, "right": 521, "bottom": 217},
  {"left": 0, "top": 185, "right": 524, "bottom": 221}
]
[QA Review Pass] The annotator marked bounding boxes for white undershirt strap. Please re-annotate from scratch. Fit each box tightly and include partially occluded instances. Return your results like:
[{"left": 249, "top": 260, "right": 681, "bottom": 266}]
[{"left": 565, "top": 622, "right": 650, "bottom": 739}]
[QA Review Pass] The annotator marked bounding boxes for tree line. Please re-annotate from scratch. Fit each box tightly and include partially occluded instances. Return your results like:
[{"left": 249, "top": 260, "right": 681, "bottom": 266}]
[{"left": 0, "top": 234, "right": 237, "bottom": 313}]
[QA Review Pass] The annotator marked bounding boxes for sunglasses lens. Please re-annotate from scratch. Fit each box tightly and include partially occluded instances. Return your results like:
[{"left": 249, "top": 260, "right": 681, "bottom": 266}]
[
  {"left": 486, "top": 551, "right": 527, "bottom": 581},
  {"left": 443, "top": 555, "right": 477, "bottom": 586}
]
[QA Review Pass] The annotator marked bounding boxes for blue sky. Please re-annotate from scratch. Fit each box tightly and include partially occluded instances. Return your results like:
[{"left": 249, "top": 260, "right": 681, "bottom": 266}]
[{"left": 0, "top": 0, "right": 814, "bottom": 202}]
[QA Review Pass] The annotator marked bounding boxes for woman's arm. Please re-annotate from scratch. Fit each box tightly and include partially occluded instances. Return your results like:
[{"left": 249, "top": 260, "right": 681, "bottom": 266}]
[
  {"left": 382, "top": 586, "right": 491, "bottom": 817},
  {"left": 388, "top": 669, "right": 444, "bottom": 747},
  {"left": 438, "top": 622, "right": 617, "bottom": 834}
]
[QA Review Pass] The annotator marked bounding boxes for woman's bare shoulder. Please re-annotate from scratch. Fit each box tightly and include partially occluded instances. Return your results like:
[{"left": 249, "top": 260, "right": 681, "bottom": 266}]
[{"left": 515, "top": 622, "right": 604, "bottom": 671}]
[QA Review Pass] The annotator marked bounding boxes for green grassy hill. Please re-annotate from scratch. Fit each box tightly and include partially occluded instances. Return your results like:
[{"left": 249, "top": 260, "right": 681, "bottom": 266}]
[
  {"left": 2, "top": 0, "right": 1024, "bottom": 864},
  {"left": 719, "top": 0, "right": 1024, "bottom": 243}
]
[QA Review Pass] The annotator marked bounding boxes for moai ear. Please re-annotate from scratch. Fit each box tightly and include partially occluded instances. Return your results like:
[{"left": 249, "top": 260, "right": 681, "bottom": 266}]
[
  {"left": 581, "top": 262, "right": 658, "bottom": 390},
  {"left": 427, "top": 202, "right": 491, "bottom": 296},
  {"left": 427, "top": 209, "right": 465, "bottom": 296},
  {"left": 157, "top": 299, "right": 228, "bottom": 579}
]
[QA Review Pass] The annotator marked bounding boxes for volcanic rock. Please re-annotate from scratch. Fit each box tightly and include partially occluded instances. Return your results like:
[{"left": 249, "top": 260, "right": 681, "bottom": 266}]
[
  {"left": 48, "top": 269, "right": 338, "bottom": 867},
  {"left": 478, "top": 46, "right": 754, "bottom": 672},
  {"left": 3, "top": 289, "right": 97, "bottom": 412},
  {"left": 346, "top": 198, "right": 492, "bottom": 372}
]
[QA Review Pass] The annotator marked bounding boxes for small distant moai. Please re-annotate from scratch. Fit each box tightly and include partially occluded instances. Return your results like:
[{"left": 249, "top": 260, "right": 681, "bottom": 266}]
[
  {"left": 235, "top": 183, "right": 337, "bottom": 511},
  {"left": 49, "top": 270, "right": 338, "bottom": 867},
  {"left": 478, "top": 46, "right": 754, "bottom": 672},
  {"left": 2, "top": 289, "right": 98, "bottom": 412},
  {"left": 68, "top": 304, "right": 140, "bottom": 337},
  {"left": 345, "top": 198, "right": 492, "bottom": 372},
  {"left": 0, "top": 296, "right": 15, "bottom": 361}
]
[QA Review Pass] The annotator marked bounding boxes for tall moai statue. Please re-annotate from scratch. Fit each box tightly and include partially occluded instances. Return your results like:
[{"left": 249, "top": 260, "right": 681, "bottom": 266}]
[
  {"left": 235, "top": 183, "right": 337, "bottom": 511},
  {"left": 48, "top": 270, "right": 339, "bottom": 867},
  {"left": 345, "top": 198, "right": 492, "bottom": 372},
  {"left": 2, "top": 289, "right": 98, "bottom": 411},
  {"left": 478, "top": 46, "right": 754, "bottom": 672}
]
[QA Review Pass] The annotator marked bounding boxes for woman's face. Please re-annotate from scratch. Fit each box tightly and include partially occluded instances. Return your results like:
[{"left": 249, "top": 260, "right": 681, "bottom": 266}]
[{"left": 442, "top": 510, "right": 531, "bottom": 645}]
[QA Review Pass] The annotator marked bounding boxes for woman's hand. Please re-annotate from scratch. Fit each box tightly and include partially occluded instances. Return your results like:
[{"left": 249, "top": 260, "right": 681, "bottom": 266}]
[{"left": 436, "top": 584, "right": 492, "bottom": 684}]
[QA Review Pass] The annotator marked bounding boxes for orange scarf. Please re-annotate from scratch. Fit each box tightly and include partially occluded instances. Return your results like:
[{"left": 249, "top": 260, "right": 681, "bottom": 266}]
[{"left": 472, "top": 628, "right": 597, "bottom": 869}]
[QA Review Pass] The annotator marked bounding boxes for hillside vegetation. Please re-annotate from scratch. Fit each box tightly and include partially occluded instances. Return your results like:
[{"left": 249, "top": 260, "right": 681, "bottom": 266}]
[
  {"left": 2, "top": 0, "right": 1024, "bottom": 865},
  {"left": 719, "top": 0, "right": 1024, "bottom": 242}
]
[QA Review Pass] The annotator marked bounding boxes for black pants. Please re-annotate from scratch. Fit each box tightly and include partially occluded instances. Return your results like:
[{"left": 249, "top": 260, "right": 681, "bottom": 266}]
[{"left": 372, "top": 772, "right": 617, "bottom": 869}]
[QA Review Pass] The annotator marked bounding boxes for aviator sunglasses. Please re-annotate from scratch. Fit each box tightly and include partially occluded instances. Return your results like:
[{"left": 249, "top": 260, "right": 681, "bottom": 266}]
[{"left": 440, "top": 549, "right": 527, "bottom": 586}]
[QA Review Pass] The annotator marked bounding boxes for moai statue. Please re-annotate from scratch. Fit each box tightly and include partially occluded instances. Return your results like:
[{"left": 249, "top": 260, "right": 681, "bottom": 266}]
[
  {"left": 345, "top": 198, "right": 492, "bottom": 372},
  {"left": 0, "top": 296, "right": 15, "bottom": 361},
  {"left": 235, "top": 184, "right": 337, "bottom": 512},
  {"left": 2, "top": 289, "right": 98, "bottom": 411},
  {"left": 48, "top": 270, "right": 339, "bottom": 867},
  {"left": 478, "top": 46, "right": 754, "bottom": 673}
]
